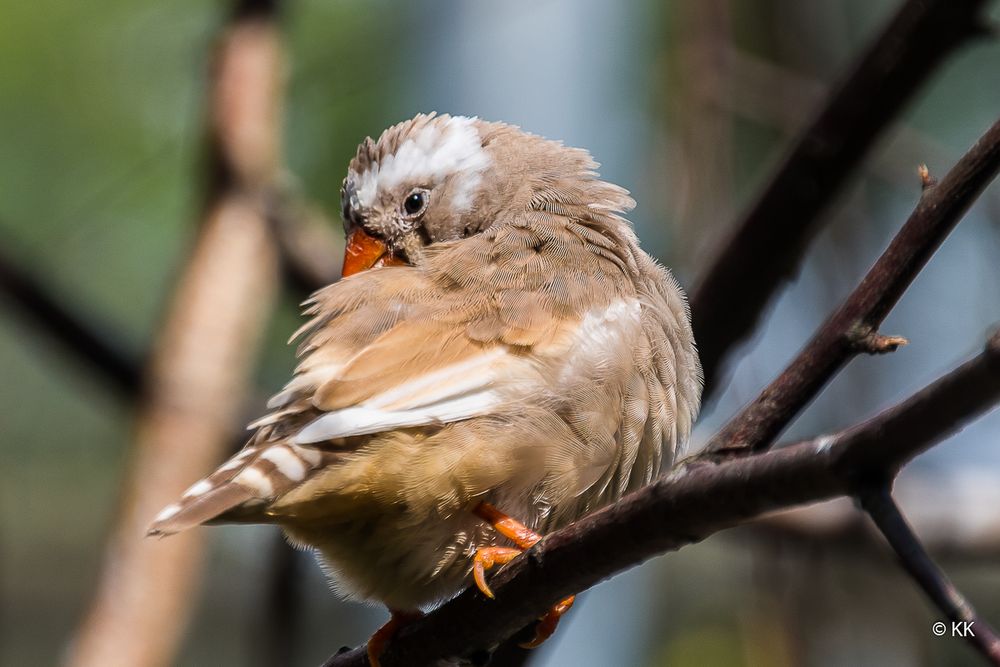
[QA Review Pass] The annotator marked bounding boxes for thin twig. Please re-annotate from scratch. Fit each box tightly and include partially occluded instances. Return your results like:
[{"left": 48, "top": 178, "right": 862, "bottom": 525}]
[
  {"left": 704, "top": 115, "right": 1000, "bottom": 456},
  {"left": 858, "top": 486, "right": 1000, "bottom": 665},
  {"left": 691, "top": 0, "right": 992, "bottom": 395},
  {"left": 321, "top": 329, "right": 1000, "bottom": 667}
]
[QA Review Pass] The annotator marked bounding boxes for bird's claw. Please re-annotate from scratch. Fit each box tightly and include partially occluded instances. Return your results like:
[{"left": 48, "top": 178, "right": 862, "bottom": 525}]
[{"left": 472, "top": 546, "right": 523, "bottom": 599}]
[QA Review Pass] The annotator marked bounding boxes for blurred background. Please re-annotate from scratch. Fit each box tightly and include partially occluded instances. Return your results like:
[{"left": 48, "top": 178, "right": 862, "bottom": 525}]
[{"left": 2, "top": 0, "right": 999, "bottom": 665}]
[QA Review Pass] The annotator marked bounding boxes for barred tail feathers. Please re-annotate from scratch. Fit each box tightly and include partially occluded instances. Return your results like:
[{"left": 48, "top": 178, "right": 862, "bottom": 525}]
[{"left": 146, "top": 443, "right": 325, "bottom": 537}]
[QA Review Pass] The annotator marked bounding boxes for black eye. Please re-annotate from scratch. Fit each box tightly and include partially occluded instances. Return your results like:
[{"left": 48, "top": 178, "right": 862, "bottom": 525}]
[{"left": 403, "top": 190, "right": 427, "bottom": 217}]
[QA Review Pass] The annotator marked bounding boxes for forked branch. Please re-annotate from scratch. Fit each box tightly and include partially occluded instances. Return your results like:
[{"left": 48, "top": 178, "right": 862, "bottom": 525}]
[
  {"left": 691, "top": 0, "right": 992, "bottom": 394},
  {"left": 705, "top": 115, "right": 1000, "bottom": 456}
]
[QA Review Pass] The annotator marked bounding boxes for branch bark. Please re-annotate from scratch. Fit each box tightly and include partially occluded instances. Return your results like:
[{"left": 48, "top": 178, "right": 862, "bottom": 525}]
[
  {"left": 690, "top": 0, "right": 992, "bottom": 395},
  {"left": 322, "top": 329, "right": 1000, "bottom": 667},
  {"left": 705, "top": 114, "right": 1000, "bottom": 456}
]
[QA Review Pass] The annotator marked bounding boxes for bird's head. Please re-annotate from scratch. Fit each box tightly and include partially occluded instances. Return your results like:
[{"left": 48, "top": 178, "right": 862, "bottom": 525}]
[{"left": 340, "top": 112, "right": 634, "bottom": 275}]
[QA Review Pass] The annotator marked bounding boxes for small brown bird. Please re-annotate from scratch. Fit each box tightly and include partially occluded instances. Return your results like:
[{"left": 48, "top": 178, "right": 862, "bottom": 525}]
[{"left": 149, "top": 113, "right": 702, "bottom": 664}]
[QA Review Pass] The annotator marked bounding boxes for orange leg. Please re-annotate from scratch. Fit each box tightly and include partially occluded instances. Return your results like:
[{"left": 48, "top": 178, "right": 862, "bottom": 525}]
[
  {"left": 474, "top": 501, "right": 543, "bottom": 549},
  {"left": 367, "top": 609, "right": 423, "bottom": 667},
  {"left": 472, "top": 502, "right": 576, "bottom": 648}
]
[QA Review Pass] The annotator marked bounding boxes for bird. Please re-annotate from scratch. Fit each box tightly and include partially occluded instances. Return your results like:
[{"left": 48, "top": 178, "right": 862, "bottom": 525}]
[{"left": 148, "top": 112, "right": 702, "bottom": 665}]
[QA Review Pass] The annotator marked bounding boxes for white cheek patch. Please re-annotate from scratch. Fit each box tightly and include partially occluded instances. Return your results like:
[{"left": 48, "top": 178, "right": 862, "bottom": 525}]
[{"left": 354, "top": 115, "right": 492, "bottom": 213}]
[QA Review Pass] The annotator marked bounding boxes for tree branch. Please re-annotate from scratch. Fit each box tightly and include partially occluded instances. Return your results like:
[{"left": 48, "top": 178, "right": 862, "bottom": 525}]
[
  {"left": 322, "top": 328, "right": 1000, "bottom": 667},
  {"left": 858, "top": 486, "right": 1000, "bottom": 664},
  {"left": 704, "top": 114, "right": 1000, "bottom": 456},
  {"left": 691, "top": 0, "right": 992, "bottom": 395}
]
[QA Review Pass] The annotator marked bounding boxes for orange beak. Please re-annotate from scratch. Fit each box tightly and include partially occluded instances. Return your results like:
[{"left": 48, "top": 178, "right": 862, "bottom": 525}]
[{"left": 342, "top": 227, "right": 407, "bottom": 277}]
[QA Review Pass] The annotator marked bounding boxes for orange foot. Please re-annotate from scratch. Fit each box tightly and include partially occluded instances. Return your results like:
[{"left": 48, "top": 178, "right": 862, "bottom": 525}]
[
  {"left": 472, "top": 502, "right": 576, "bottom": 648},
  {"left": 367, "top": 609, "right": 423, "bottom": 667}
]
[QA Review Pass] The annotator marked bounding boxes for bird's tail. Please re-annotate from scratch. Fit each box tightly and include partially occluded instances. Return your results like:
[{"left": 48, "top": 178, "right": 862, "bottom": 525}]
[{"left": 146, "top": 441, "right": 326, "bottom": 537}]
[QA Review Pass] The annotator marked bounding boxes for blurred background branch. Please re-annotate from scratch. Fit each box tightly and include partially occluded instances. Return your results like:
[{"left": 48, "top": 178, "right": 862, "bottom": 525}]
[
  {"left": 0, "top": 238, "right": 143, "bottom": 397},
  {"left": 690, "top": 0, "right": 992, "bottom": 398},
  {"left": 858, "top": 487, "right": 1000, "bottom": 663},
  {"left": 65, "top": 1, "right": 286, "bottom": 665},
  {"left": 267, "top": 186, "right": 343, "bottom": 296},
  {"left": 706, "top": 115, "right": 1000, "bottom": 456},
  {"left": 751, "top": 472, "right": 1000, "bottom": 561}
]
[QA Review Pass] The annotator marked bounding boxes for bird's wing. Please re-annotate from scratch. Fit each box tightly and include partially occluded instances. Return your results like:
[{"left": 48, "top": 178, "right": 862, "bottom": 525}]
[
  {"left": 269, "top": 212, "right": 642, "bottom": 438},
  {"left": 148, "top": 212, "right": 640, "bottom": 537}
]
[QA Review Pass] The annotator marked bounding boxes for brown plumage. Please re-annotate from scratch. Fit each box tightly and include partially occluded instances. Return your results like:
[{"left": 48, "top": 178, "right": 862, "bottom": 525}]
[{"left": 150, "top": 113, "right": 701, "bottom": 636}]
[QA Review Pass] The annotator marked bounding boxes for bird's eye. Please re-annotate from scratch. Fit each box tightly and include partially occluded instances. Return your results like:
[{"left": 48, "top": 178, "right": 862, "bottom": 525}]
[{"left": 402, "top": 189, "right": 428, "bottom": 218}]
